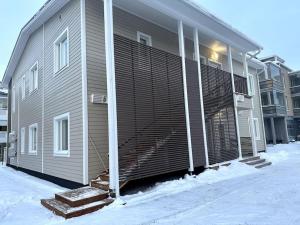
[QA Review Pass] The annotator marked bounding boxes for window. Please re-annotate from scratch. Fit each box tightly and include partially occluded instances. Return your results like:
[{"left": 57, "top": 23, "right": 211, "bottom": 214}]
[
  {"left": 275, "top": 92, "right": 285, "bottom": 106},
  {"left": 268, "top": 63, "right": 281, "bottom": 82},
  {"left": 22, "top": 74, "right": 26, "bottom": 99},
  {"left": 253, "top": 118, "right": 260, "bottom": 140},
  {"left": 137, "top": 31, "right": 152, "bottom": 46},
  {"left": 29, "top": 123, "right": 38, "bottom": 155},
  {"left": 54, "top": 28, "right": 69, "bottom": 73},
  {"left": 12, "top": 85, "right": 15, "bottom": 113},
  {"left": 208, "top": 59, "right": 222, "bottom": 69},
  {"left": 20, "top": 127, "right": 25, "bottom": 154},
  {"left": 29, "top": 62, "right": 38, "bottom": 93},
  {"left": 200, "top": 56, "right": 207, "bottom": 65},
  {"left": 54, "top": 113, "right": 70, "bottom": 156},
  {"left": 248, "top": 74, "right": 255, "bottom": 96},
  {"left": 261, "top": 92, "right": 269, "bottom": 106}
]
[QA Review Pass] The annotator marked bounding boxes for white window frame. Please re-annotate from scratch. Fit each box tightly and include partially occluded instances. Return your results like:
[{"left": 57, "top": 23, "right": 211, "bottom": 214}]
[
  {"left": 53, "top": 113, "right": 70, "bottom": 157},
  {"left": 20, "top": 127, "right": 25, "bottom": 154},
  {"left": 29, "top": 61, "right": 39, "bottom": 93},
  {"left": 28, "top": 123, "right": 38, "bottom": 155},
  {"left": 248, "top": 73, "right": 255, "bottom": 96},
  {"left": 253, "top": 118, "right": 260, "bottom": 140},
  {"left": 208, "top": 59, "right": 223, "bottom": 69},
  {"left": 137, "top": 31, "right": 152, "bottom": 46},
  {"left": 54, "top": 28, "right": 69, "bottom": 74},
  {"left": 21, "top": 74, "right": 26, "bottom": 100},
  {"left": 12, "top": 85, "right": 15, "bottom": 113}
]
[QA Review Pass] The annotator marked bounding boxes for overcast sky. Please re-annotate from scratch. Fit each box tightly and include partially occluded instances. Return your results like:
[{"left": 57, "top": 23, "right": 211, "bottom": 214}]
[{"left": 1, "top": 0, "right": 300, "bottom": 80}]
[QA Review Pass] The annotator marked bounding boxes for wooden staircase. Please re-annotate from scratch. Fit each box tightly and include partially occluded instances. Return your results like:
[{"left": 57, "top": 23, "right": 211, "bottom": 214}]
[
  {"left": 41, "top": 172, "right": 115, "bottom": 219},
  {"left": 240, "top": 155, "right": 272, "bottom": 169}
]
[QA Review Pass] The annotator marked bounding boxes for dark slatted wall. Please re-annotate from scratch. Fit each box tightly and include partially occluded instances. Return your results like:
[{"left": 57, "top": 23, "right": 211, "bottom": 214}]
[
  {"left": 186, "top": 59, "right": 206, "bottom": 167},
  {"left": 114, "top": 35, "right": 189, "bottom": 181},
  {"left": 201, "top": 64, "right": 239, "bottom": 165}
]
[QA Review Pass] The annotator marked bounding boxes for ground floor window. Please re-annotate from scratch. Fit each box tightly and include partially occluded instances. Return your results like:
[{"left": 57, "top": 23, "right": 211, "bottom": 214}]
[
  {"left": 54, "top": 113, "right": 70, "bottom": 156},
  {"left": 29, "top": 124, "right": 38, "bottom": 155}
]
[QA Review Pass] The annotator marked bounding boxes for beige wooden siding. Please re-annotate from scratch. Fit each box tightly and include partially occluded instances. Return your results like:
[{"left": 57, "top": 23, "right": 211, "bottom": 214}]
[{"left": 9, "top": 0, "right": 84, "bottom": 184}]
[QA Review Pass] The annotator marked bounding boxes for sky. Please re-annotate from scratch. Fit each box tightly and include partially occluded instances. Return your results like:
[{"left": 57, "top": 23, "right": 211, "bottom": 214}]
[{"left": 1, "top": 0, "right": 300, "bottom": 81}]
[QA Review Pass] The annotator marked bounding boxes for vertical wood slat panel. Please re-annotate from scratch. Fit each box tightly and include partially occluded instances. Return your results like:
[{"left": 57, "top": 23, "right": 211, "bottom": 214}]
[
  {"left": 201, "top": 64, "right": 239, "bottom": 165},
  {"left": 114, "top": 35, "right": 189, "bottom": 181}
]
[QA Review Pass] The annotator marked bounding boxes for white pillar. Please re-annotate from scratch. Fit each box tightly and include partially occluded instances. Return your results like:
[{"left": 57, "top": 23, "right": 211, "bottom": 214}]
[
  {"left": 242, "top": 53, "right": 257, "bottom": 156},
  {"left": 193, "top": 28, "right": 209, "bottom": 167},
  {"left": 104, "top": 0, "right": 120, "bottom": 197},
  {"left": 227, "top": 45, "right": 242, "bottom": 159},
  {"left": 178, "top": 20, "right": 194, "bottom": 173}
]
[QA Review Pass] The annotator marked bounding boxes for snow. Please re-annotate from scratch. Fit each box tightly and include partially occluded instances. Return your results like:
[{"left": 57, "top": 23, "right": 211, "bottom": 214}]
[{"left": 0, "top": 143, "right": 299, "bottom": 225}]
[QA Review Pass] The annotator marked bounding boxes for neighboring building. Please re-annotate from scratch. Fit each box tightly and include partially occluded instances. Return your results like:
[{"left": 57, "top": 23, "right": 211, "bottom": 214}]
[
  {"left": 0, "top": 84, "right": 8, "bottom": 164},
  {"left": 259, "top": 55, "right": 292, "bottom": 144},
  {"left": 289, "top": 71, "right": 300, "bottom": 140},
  {"left": 2, "top": 0, "right": 266, "bottom": 195}
]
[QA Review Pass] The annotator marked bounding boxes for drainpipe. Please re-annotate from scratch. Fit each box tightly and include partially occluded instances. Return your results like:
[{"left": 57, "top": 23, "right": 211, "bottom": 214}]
[
  {"left": 178, "top": 20, "right": 194, "bottom": 173},
  {"left": 104, "top": 0, "right": 120, "bottom": 198},
  {"left": 227, "top": 45, "right": 242, "bottom": 159}
]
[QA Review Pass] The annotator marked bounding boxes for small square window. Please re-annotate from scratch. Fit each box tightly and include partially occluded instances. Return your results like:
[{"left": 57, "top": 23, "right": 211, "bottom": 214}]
[
  {"left": 54, "top": 28, "right": 69, "bottom": 74},
  {"left": 29, "top": 123, "right": 38, "bottom": 155},
  {"left": 137, "top": 31, "right": 152, "bottom": 46},
  {"left": 54, "top": 113, "right": 70, "bottom": 156},
  {"left": 29, "top": 62, "right": 38, "bottom": 93}
]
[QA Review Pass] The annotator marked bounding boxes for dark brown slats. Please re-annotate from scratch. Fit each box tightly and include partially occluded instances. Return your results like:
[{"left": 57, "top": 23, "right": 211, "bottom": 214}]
[
  {"left": 234, "top": 74, "right": 248, "bottom": 95},
  {"left": 114, "top": 34, "right": 189, "bottom": 181},
  {"left": 201, "top": 64, "right": 239, "bottom": 165}
]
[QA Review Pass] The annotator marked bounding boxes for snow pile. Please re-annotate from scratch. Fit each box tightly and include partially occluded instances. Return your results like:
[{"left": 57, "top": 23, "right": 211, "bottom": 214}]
[
  {"left": 260, "top": 142, "right": 300, "bottom": 164},
  {"left": 122, "top": 160, "right": 257, "bottom": 206}
]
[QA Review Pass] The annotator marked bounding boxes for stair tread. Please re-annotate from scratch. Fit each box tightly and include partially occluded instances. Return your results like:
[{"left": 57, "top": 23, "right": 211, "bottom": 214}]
[
  {"left": 255, "top": 161, "right": 272, "bottom": 169},
  {"left": 92, "top": 180, "right": 109, "bottom": 185},
  {"left": 56, "top": 186, "right": 108, "bottom": 203},
  {"left": 246, "top": 158, "right": 266, "bottom": 165},
  {"left": 239, "top": 156, "right": 260, "bottom": 163},
  {"left": 41, "top": 198, "right": 113, "bottom": 218}
]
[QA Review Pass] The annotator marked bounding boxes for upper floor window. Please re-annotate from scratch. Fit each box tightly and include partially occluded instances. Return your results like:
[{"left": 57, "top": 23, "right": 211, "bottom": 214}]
[
  {"left": 137, "top": 31, "right": 152, "bottom": 46},
  {"left": 22, "top": 74, "right": 26, "bottom": 99},
  {"left": 29, "top": 62, "right": 38, "bottom": 93},
  {"left": 54, "top": 28, "right": 69, "bottom": 74},
  {"left": 261, "top": 92, "right": 269, "bottom": 106},
  {"left": 54, "top": 113, "right": 70, "bottom": 156},
  {"left": 268, "top": 63, "right": 281, "bottom": 82},
  {"left": 29, "top": 123, "right": 38, "bottom": 155}
]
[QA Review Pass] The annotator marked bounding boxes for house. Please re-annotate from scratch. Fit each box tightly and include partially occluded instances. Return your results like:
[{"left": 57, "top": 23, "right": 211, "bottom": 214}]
[
  {"left": 2, "top": 0, "right": 268, "bottom": 216},
  {"left": 288, "top": 70, "right": 300, "bottom": 141},
  {"left": 0, "top": 84, "right": 8, "bottom": 164},
  {"left": 259, "top": 55, "right": 293, "bottom": 144}
]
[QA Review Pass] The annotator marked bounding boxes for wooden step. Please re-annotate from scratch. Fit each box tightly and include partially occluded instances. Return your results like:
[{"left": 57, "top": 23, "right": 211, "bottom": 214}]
[
  {"left": 91, "top": 180, "right": 109, "bottom": 191},
  {"left": 255, "top": 161, "right": 272, "bottom": 169},
  {"left": 239, "top": 156, "right": 260, "bottom": 163},
  {"left": 99, "top": 174, "right": 109, "bottom": 182},
  {"left": 41, "top": 198, "right": 113, "bottom": 219},
  {"left": 246, "top": 158, "right": 266, "bottom": 166},
  {"left": 55, "top": 186, "right": 108, "bottom": 207}
]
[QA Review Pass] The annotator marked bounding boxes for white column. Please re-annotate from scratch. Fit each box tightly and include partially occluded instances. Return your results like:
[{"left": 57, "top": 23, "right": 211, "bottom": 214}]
[
  {"left": 193, "top": 28, "right": 209, "bottom": 167},
  {"left": 178, "top": 20, "right": 194, "bottom": 173},
  {"left": 242, "top": 53, "right": 258, "bottom": 156},
  {"left": 104, "top": 0, "right": 120, "bottom": 197},
  {"left": 227, "top": 45, "right": 242, "bottom": 159}
]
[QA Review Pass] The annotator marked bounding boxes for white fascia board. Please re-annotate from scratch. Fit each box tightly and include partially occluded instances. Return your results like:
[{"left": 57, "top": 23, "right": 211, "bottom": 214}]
[
  {"left": 2, "top": 0, "right": 70, "bottom": 87},
  {"left": 139, "top": 0, "right": 262, "bottom": 52}
]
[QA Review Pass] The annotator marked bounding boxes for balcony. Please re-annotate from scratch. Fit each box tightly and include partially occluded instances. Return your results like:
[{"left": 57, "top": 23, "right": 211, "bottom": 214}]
[
  {"left": 262, "top": 105, "right": 287, "bottom": 117},
  {"left": 260, "top": 79, "right": 284, "bottom": 91},
  {"left": 290, "top": 86, "right": 300, "bottom": 97},
  {"left": 0, "top": 131, "right": 7, "bottom": 144}
]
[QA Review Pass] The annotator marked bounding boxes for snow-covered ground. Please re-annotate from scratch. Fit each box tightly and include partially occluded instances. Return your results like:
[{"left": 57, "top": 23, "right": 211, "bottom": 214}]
[{"left": 1, "top": 143, "right": 300, "bottom": 225}]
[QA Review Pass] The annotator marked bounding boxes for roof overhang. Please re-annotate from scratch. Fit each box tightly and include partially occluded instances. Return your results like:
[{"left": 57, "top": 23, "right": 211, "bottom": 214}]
[
  {"left": 2, "top": 0, "right": 70, "bottom": 87},
  {"left": 3, "top": 0, "right": 262, "bottom": 87}
]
